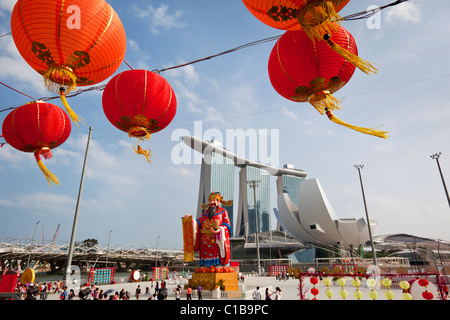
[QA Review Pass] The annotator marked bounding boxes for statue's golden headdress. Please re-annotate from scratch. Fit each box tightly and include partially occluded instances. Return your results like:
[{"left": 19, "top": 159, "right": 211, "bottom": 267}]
[{"left": 201, "top": 191, "right": 233, "bottom": 209}]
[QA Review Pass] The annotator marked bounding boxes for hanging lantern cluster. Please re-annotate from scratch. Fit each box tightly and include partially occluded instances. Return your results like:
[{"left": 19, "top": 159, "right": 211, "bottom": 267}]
[
  {"left": 382, "top": 277, "right": 394, "bottom": 300},
  {"left": 3, "top": 0, "right": 130, "bottom": 185},
  {"left": 322, "top": 277, "right": 333, "bottom": 299},
  {"left": 243, "top": 0, "right": 387, "bottom": 138},
  {"left": 336, "top": 277, "right": 348, "bottom": 299},
  {"left": 1, "top": 102, "right": 71, "bottom": 186},
  {"left": 10, "top": 0, "right": 127, "bottom": 125},
  {"left": 366, "top": 278, "right": 378, "bottom": 300},
  {"left": 4, "top": 0, "right": 179, "bottom": 185},
  {"left": 102, "top": 69, "right": 177, "bottom": 162},
  {"left": 352, "top": 277, "right": 363, "bottom": 300}
]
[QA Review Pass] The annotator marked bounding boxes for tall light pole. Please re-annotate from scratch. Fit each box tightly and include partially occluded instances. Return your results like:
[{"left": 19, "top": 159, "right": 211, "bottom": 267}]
[
  {"left": 106, "top": 230, "right": 113, "bottom": 268},
  {"left": 27, "top": 220, "right": 40, "bottom": 267},
  {"left": 354, "top": 165, "right": 377, "bottom": 266},
  {"left": 155, "top": 235, "right": 160, "bottom": 267},
  {"left": 65, "top": 126, "right": 93, "bottom": 286},
  {"left": 247, "top": 180, "right": 261, "bottom": 275},
  {"left": 430, "top": 152, "right": 450, "bottom": 208}
]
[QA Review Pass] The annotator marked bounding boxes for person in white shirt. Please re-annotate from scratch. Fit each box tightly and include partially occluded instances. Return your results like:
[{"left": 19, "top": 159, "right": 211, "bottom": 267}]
[
  {"left": 275, "top": 287, "right": 282, "bottom": 300},
  {"left": 252, "top": 286, "right": 261, "bottom": 300}
]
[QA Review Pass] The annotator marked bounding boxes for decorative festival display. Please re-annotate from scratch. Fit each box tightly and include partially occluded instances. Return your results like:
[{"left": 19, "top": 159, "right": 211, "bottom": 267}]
[
  {"left": 102, "top": 69, "right": 177, "bottom": 162},
  {"left": 1, "top": 101, "right": 71, "bottom": 185},
  {"left": 268, "top": 26, "right": 387, "bottom": 138},
  {"left": 10, "top": 0, "right": 127, "bottom": 125},
  {"left": 20, "top": 268, "right": 35, "bottom": 284},
  {"left": 152, "top": 267, "right": 169, "bottom": 280},
  {"left": 269, "top": 264, "right": 288, "bottom": 276},
  {"left": 182, "top": 215, "right": 195, "bottom": 262},
  {"left": 182, "top": 191, "right": 238, "bottom": 292},
  {"left": 242, "top": 0, "right": 350, "bottom": 37},
  {"left": 87, "top": 267, "right": 115, "bottom": 285},
  {"left": 129, "top": 270, "right": 140, "bottom": 282}
]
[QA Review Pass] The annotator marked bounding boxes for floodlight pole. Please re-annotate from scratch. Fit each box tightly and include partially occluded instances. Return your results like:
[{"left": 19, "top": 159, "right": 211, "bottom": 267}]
[
  {"left": 65, "top": 126, "right": 93, "bottom": 286},
  {"left": 430, "top": 152, "right": 450, "bottom": 208},
  {"left": 106, "top": 230, "right": 113, "bottom": 268},
  {"left": 354, "top": 165, "right": 377, "bottom": 266},
  {"left": 247, "top": 180, "right": 261, "bottom": 275},
  {"left": 155, "top": 235, "right": 160, "bottom": 267}
]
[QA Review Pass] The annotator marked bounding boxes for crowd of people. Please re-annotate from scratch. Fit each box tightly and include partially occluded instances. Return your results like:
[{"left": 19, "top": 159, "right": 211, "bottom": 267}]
[{"left": 14, "top": 279, "right": 173, "bottom": 300}]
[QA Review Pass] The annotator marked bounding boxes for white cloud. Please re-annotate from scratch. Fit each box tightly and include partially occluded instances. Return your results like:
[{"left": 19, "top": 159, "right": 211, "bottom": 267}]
[
  {"left": 384, "top": 1, "right": 421, "bottom": 25},
  {"left": 135, "top": 4, "right": 185, "bottom": 34},
  {"left": 281, "top": 106, "right": 298, "bottom": 121},
  {"left": 0, "top": 192, "right": 75, "bottom": 216}
]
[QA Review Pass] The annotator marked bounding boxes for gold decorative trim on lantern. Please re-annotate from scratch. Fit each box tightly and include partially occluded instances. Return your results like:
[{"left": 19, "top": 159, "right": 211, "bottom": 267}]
[{"left": 296, "top": 0, "right": 344, "bottom": 41}]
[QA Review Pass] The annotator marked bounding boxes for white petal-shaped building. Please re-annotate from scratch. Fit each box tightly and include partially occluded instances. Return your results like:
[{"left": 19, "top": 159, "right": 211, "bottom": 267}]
[{"left": 276, "top": 178, "right": 377, "bottom": 249}]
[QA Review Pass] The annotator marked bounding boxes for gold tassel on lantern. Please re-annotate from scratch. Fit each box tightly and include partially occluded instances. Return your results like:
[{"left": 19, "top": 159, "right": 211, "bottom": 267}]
[
  {"left": 323, "top": 34, "right": 378, "bottom": 75},
  {"left": 325, "top": 108, "right": 388, "bottom": 139},
  {"left": 297, "top": 0, "right": 343, "bottom": 41},
  {"left": 34, "top": 148, "right": 60, "bottom": 186},
  {"left": 43, "top": 66, "right": 77, "bottom": 94},
  {"left": 59, "top": 87, "right": 83, "bottom": 126},
  {"left": 308, "top": 90, "right": 342, "bottom": 115}
]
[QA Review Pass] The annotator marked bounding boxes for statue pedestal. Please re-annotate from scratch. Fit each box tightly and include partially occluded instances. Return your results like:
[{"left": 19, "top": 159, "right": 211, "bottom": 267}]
[{"left": 187, "top": 272, "right": 239, "bottom": 291}]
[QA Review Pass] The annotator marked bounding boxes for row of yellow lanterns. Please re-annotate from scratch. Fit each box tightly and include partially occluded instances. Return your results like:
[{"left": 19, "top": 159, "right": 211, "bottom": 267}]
[{"left": 310, "top": 277, "right": 414, "bottom": 300}]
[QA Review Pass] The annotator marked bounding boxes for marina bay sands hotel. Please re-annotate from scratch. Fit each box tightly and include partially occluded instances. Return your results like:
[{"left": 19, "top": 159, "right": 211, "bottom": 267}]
[
  {"left": 182, "top": 136, "right": 376, "bottom": 251},
  {"left": 182, "top": 135, "right": 306, "bottom": 238}
]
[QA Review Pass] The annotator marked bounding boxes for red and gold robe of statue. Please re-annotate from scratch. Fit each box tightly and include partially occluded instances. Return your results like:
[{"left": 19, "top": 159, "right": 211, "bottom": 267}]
[{"left": 194, "top": 206, "right": 231, "bottom": 267}]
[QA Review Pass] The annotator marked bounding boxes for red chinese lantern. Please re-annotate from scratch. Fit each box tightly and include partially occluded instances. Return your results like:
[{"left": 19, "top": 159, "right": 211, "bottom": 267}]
[
  {"left": 310, "top": 287, "right": 319, "bottom": 299},
  {"left": 1, "top": 101, "right": 71, "bottom": 185},
  {"left": 102, "top": 70, "right": 177, "bottom": 162},
  {"left": 418, "top": 278, "right": 429, "bottom": 287},
  {"left": 268, "top": 26, "right": 387, "bottom": 138},
  {"left": 10, "top": 0, "right": 127, "bottom": 125},
  {"left": 242, "top": 0, "right": 350, "bottom": 39},
  {"left": 422, "top": 290, "right": 434, "bottom": 300}
]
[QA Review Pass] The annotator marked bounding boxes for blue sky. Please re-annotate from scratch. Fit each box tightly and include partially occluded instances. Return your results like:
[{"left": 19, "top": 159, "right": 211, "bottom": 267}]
[{"left": 1, "top": 0, "right": 450, "bottom": 250}]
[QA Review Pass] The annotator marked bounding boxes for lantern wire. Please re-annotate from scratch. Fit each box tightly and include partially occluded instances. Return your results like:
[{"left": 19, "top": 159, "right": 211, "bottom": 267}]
[
  {"left": 151, "top": 35, "right": 282, "bottom": 74},
  {"left": 0, "top": 0, "right": 411, "bottom": 114},
  {"left": 341, "top": 0, "right": 409, "bottom": 21}
]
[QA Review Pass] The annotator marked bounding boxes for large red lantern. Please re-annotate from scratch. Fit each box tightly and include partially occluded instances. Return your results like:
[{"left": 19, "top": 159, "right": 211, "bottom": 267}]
[
  {"left": 10, "top": 0, "right": 127, "bottom": 125},
  {"left": 102, "top": 70, "right": 177, "bottom": 162},
  {"left": 1, "top": 102, "right": 71, "bottom": 185},
  {"left": 268, "top": 26, "right": 387, "bottom": 138},
  {"left": 242, "top": 0, "right": 350, "bottom": 39}
]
